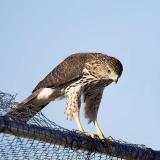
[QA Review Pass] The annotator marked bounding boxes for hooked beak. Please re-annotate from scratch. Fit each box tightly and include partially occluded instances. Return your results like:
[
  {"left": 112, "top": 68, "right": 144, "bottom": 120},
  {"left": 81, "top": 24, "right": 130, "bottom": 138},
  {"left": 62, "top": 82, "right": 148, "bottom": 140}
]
[
  {"left": 111, "top": 74, "right": 119, "bottom": 84},
  {"left": 113, "top": 75, "right": 119, "bottom": 84},
  {"left": 115, "top": 78, "right": 118, "bottom": 84}
]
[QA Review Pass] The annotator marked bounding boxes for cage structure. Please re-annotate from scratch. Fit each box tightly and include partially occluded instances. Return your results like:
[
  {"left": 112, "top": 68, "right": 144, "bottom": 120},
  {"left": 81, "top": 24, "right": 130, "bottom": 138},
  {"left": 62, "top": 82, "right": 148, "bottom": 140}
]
[{"left": 0, "top": 91, "right": 159, "bottom": 160}]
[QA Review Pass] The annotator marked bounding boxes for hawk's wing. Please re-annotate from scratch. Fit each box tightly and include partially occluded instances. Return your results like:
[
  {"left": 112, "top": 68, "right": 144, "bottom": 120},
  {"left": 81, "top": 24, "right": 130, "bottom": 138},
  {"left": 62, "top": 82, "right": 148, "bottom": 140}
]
[
  {"left": 33, "top": 53, "right": 87, "bottom": 92},
  {"left": 5, "top": 54, "right": 88, "bottom": 122}
]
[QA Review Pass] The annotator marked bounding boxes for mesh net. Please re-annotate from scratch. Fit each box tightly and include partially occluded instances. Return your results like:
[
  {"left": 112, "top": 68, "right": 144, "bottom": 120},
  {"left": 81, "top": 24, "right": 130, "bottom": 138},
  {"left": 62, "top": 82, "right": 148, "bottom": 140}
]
[{"left": 0, "top": 91, "right": 159, "bottom": 160}]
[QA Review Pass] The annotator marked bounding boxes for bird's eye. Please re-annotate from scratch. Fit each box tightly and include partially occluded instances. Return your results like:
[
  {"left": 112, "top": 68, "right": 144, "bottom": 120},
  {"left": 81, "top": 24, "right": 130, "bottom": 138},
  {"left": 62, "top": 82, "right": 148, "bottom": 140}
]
[{"left": 107, "top": 69, "right": 111, "bottom": 74}]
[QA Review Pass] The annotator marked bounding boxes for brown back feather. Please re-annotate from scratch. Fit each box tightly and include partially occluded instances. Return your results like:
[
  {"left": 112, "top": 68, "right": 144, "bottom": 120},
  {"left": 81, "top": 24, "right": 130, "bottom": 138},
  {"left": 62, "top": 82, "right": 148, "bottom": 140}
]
[{"left": 32, "top": 53, "right": 87, "bottom": 92}]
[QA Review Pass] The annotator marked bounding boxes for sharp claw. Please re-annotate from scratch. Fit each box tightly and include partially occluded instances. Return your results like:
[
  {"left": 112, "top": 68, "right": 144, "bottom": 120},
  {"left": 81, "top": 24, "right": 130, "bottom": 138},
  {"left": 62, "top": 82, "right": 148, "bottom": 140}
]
[
  {"left": 84, "top": 132, "right": 95, "bottom": 138},
  {"left": 83, "top": 132, "right": 105, "bottom": 139},
  {"left": 98, "top": 133, "right": 105, "bottom": 140},
  {"left": 94, "top": 120, "right": 106, "bottom": 140}
]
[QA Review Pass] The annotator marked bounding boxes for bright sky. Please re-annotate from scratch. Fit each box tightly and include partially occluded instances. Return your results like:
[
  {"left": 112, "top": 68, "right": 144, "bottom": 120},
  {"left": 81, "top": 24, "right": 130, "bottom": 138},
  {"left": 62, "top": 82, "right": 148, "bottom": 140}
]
[{"left": 0, "top": 1, "right": 160, "bottom": 150}]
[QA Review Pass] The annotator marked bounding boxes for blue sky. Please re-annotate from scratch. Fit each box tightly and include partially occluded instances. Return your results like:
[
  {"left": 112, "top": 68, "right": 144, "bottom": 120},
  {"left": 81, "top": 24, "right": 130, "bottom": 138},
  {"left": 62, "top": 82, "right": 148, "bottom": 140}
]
[{"left": 0, "top": 1, "right": 160, "bottom": 150}]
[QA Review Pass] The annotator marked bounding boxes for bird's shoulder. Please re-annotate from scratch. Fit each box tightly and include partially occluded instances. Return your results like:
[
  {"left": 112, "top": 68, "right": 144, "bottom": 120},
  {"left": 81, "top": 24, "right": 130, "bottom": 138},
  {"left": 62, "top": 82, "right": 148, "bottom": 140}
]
[{"left": 32, "top": 53, "right": 91, "bottom": 92}]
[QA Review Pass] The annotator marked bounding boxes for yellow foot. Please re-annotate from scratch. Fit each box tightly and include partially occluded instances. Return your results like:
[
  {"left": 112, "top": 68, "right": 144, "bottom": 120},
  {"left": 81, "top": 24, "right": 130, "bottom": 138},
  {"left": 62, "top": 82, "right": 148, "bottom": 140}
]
[
  {"left": 97, "top": 133, "right": 105, "bottom": 140},
  {"left": 84, "top": 132, "right": 105, "bottom": 140},
  {"left": 84, "top": 132, "right": 95, "bottom": 138}
]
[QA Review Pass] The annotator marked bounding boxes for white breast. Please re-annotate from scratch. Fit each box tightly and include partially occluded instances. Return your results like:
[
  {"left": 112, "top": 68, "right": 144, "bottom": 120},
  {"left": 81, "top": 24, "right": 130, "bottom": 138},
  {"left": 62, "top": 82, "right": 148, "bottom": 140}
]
[{"left": 37, "top": 88, "right": 55, "bottom": 100}]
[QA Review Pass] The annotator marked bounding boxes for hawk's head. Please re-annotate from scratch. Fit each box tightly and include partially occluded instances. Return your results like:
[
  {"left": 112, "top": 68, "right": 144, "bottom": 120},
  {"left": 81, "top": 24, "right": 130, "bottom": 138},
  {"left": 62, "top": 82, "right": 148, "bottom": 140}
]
[
  {"left": 104, "top": 55, "right": 123, "bottom": 83},
  {"left": 89, "top": 53, "right": 123, "bottom": 83},
  {"left": 83, "top": 53, "right": 123, "bottom": 83}
]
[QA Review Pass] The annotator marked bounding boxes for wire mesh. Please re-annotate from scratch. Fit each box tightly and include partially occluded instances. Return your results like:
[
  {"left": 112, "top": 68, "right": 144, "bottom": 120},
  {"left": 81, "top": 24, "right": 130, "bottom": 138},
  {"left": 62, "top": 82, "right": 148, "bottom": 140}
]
[{"left": 0, "top": 91, "right": 159, "bottom": 160}]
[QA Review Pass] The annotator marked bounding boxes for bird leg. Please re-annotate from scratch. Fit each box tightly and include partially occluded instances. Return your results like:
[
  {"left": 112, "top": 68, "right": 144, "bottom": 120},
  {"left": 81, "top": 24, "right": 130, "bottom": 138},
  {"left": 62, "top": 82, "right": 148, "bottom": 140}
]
[
  {"left": 74, "top": 112, "right": 84, "bottom": 132},
  {"left": 74, "top": 113, "right": 105, "bottom": 139},
  {"left": 94, "top": 120, "right": 105, "bottom": 139},
  {"left": 74, "top": 112, "right": 96, "bottom": 138}
]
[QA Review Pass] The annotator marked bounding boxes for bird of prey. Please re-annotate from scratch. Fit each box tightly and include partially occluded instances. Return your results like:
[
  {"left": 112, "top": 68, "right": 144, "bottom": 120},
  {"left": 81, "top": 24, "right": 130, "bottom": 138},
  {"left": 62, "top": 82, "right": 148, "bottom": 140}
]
[{"left": 6, "top": 53, "right": 123, "bottom": 139}]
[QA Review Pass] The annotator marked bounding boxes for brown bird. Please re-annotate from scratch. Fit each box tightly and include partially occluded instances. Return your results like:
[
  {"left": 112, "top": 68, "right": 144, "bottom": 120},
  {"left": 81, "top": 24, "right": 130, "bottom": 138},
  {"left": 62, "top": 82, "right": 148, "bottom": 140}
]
[{"left": 6, "top": 53, "right": 123, "bottom": 139}]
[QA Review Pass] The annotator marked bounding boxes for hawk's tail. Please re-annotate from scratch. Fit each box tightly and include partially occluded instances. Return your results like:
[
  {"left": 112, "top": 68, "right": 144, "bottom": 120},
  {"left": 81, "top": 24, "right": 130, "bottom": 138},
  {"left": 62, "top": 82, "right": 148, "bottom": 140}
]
[{"left": 5, "top": 89, "right": 49, "bottom": 123}]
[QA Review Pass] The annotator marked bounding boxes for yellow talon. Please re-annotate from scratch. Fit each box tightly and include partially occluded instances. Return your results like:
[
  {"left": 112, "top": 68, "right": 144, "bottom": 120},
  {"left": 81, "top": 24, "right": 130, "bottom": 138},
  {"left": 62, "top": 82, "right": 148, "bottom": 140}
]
[
  {"left": 84, "top": 132, "right": 95, "bottom": 138},
  {"left": 94, "top": 120, "right": 106, "bottom": 140},
  {"left": 97, "top": 132, "right": 105, "bottom": 140}
]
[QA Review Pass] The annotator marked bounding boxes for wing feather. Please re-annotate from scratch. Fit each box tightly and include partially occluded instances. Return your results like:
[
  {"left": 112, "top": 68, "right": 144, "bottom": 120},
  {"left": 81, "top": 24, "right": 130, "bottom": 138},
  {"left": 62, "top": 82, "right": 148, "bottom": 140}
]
[{"left": 32, "top": 54, "right": 87, "bottom": 92}]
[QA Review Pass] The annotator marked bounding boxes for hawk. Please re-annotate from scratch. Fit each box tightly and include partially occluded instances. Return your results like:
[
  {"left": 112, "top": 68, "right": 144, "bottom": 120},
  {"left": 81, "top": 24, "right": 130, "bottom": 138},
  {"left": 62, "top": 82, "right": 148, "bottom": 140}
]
[{"left": 6, "top": 53, "right": 123, "bottom": 139}]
